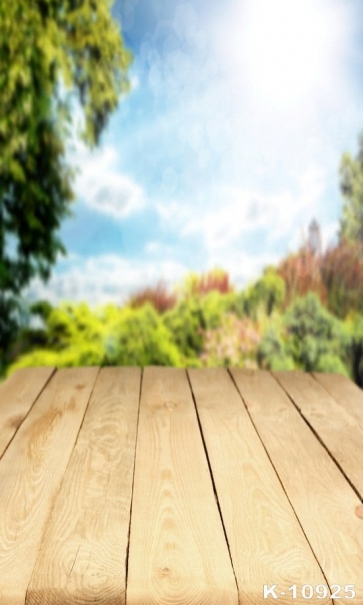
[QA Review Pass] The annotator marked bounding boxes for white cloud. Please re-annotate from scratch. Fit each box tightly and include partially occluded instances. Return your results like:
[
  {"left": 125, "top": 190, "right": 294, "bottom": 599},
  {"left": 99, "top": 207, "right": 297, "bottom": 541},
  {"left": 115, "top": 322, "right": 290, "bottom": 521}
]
[
  {"left": 68, "top": 142, "right": 145, "bottom": 219},
  {"left": 155, "top": 163, "right": 328, "bottom": 255},
  {"left": 24, "top": 254, "right": 189, "bottom": 307},
  {"left": 204, "top": 248, "right": 283, "bottom": 290}
]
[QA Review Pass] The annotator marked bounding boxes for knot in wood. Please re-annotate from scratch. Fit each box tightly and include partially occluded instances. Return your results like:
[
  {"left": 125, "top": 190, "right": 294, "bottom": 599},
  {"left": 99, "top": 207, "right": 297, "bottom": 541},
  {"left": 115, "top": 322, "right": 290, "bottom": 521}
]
[{"left": 163, "top": 400, "right": 177, "bottom": 410}]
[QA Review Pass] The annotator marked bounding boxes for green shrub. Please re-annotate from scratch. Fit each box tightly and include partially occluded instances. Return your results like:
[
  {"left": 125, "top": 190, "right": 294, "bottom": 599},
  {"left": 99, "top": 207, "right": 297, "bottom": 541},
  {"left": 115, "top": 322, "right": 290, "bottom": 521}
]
[
  {"left": 257, "top": 325, "right": 295, "bottom": 371},
  {"left": 163, "top": 291, "right": 234, "bottom": 362},
  {"left": 283, "top": 292, "right": 350, "bottom": 373},
  {"left": 235, "top": 267, "right": 286, "bottom": 320},
  {"left": 102, "top": 303, "right": 183, "bottom": 366},
  {"left": 6, "top": 301, "right": 184, "bottom": 375}
]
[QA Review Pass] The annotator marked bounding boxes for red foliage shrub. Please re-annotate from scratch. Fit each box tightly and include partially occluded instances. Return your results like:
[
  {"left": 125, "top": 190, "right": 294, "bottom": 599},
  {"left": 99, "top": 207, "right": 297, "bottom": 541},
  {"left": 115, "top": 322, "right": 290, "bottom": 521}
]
[
  {"left": 276, "top": 247, "right": 327, "bottom": 310},
  {"left": 128, "top": 280, "right": 177, "bottom": 314},
  {"left": 190, "top": 268, "right": 233, "bottom": 296}
]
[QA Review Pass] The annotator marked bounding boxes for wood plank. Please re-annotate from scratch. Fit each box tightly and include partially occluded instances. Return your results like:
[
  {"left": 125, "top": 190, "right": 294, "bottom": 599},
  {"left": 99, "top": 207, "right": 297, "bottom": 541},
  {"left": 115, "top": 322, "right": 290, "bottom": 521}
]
[
  {"left": 230, "top": 368, "right": 363, "bottom": 605},
  {"left": 188, "top": 368, "right": 331, "bottom": 605},
  {"left": 312, "top": 371, "right": 363, "bottom": 427},
  {"left": 274, "top": 370, "right": 363, "bottom": 497},
  {"left": 26, "top": 367, "right": 141, "bottom": 605},
  {"left": 0, "top": 367, "right": 98, "bottom": 605},
  {"left": 0, "top": 367, "right": 55, "bottom": 457},
  {"left": 127, "top": 367, "right": 238, "bottom": 605}
]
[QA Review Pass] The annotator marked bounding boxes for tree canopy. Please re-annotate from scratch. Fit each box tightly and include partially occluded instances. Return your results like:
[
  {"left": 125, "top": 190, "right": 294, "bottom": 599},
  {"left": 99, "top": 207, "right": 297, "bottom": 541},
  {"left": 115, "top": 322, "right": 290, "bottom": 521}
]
[
  {"left": 339, "top": 131, "right": 363, "bottom": 244},
  {"left": 0, "top": 0, "right": 132, "bottom": 368}
]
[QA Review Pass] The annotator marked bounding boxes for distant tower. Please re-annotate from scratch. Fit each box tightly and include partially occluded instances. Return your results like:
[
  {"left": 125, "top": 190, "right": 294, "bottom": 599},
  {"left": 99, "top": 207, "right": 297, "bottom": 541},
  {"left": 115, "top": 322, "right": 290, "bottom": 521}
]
[{"left": 307, "top": 218, "right": 322, "bottom": 256}]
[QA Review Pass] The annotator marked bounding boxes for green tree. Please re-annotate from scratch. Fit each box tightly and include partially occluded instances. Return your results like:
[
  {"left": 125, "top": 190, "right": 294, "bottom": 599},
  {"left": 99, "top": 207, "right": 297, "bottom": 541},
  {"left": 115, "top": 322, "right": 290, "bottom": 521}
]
[
  {"left": 0, "top": 0, "right": 132, "bottom": 371},
  {"left": 339, "top": 132, "right": 363, "bottom": 244}
]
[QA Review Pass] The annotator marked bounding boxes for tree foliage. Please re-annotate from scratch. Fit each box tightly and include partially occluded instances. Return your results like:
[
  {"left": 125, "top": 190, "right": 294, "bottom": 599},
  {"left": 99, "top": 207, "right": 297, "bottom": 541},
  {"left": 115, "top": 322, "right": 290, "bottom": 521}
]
[
  {"left": 257, "top": 324, "right": 295, "bottom": 371},
  {"left": 240, "top": 266, "right": 286, "bottom": 319},
  {"left": 163, "top": 290, "right": 236, "bottom": 364},
  {"left": 6, "top": 302, "right": 184, "bottom": 374},
  {"left": 283, "top": 292, "right": 350, "bottom": 374},
  {"left": 276, "top": 246, "right": 326, "bottom": 309},
  {"left": 0, "top": 0, "right": 132, "bottom": 368},
  {"left": 320, "top": 240, "right": 363, "bottom": 318},
  {"left": 339, "top": 132, "right": 363, "bottom": 244}
]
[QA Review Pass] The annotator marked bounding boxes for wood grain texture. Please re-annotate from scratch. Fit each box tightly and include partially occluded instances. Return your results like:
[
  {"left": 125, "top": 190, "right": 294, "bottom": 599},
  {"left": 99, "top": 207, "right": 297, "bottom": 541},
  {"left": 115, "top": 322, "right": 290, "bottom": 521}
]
[
  {"left": 127, "top": 367, "right": 238, "bottom": 605},
  {"left": 0, "top": 367, "right": 98, "bottom": 605},
  {"left": 0, "top": 367, "right": 55, "bottom": 458},
  {"left": 230, "top": 368, "right": 363, "bottom": 605},
  {"left": 274, "top": 370, "right": 363, "bottom": 497},
  {"left": 312, "top": 371, "right": 363, "bottom": 427},
  {"left": 26, "top": 367, "right": 141, "bottom": 605},
  {"left": 188, "top": 368, "right": 331, "bottom": 605}
]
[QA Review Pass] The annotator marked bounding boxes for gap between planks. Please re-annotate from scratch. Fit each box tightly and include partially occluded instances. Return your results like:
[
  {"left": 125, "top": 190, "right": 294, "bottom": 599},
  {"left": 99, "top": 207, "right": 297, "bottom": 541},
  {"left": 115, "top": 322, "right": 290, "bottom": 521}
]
[
  {"left": 26, "top": 367, "right": 141, "bottom": 605},
  {"left": 188, "top": 367, "right": 332, "bottom": 605},
  {"left": 229, "top": 368, "right": 363, "bottom": 605},
  {"left": 0, "top": 367, "right": 56, "bottom": 460},
  {"left": 126, "top": 366, "right": 238, "bottom": 605},
  {"left": 273, "top": 370, "right": 363, "bottom": 501},
  {"left": 0, "top": 367, "right": 99, "bottom": 605}
]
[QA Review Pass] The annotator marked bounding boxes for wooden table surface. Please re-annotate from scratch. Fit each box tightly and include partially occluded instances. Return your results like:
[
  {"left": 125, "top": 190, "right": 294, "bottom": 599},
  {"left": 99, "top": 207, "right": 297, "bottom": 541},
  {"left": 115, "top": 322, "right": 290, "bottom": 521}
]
[{"left": 0, "top": 366, "right": 363, "bottom": 605}]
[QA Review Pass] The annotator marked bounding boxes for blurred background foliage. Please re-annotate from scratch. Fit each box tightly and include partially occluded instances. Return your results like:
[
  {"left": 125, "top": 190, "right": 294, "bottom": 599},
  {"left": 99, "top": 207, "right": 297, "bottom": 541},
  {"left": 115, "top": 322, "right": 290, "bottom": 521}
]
[
  {"left": 1, "top": 1, "right": 363, "bottom": 387},
  {"left": 3, "top": 245, "right": 363, "bottom": 387}
]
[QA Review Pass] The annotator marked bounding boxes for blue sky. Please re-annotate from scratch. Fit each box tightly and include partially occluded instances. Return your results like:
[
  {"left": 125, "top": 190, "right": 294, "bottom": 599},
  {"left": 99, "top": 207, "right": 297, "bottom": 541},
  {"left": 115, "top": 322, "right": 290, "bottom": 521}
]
[{"left": 26, "top": 0, "right": 363, "bottom": 307}]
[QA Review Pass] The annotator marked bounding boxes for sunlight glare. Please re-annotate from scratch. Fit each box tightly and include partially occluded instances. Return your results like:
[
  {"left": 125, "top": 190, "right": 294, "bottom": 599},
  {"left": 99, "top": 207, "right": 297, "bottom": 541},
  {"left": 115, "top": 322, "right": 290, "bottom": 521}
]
[{"left": 240, "top": 0, "right": 343, "bottom": 107}]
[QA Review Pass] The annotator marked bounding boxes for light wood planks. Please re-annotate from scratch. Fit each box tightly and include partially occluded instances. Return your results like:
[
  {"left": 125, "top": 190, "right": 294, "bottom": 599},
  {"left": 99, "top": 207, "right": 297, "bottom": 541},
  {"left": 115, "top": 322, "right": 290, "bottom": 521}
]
[
  {"left": 188, "top": 368, "right": 331, "bottom": 605},
  {"left": 0, "top": 367, "right": 55, "bottom": 458},
  {"left": 26, "top": 367, "right": 141, "bottom": 605},
  {"left": 127, "top": 367, "right": 238, "bottom": 605},
  {"left": 0, "top": 367, "right": 98, "bottom": 605},
  {"left": 313, "top": 371, "right": 363, "bottom": 428},
  {"left": 274, "top": 370, "right": 363, "bottom": 497},
  {"left": 230, "top": 368, "right": 363, "bottom": 605}
]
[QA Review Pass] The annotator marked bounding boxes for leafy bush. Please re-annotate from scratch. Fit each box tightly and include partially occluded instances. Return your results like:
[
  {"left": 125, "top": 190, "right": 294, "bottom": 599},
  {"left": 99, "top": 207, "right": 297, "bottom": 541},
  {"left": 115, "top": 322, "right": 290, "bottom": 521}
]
[
  {"left": 257, "top": 324, "right": 295, "bottom": 371},
  {"left": 283, "top": 292, "right": 350, "bottom": 374},
  {"left": 6, "top": 301, "right": 184, "bottom": 376},
  {"left": 163, "top": 290, "right": 235, "bottom": 362},
  {"left": 239, "top": 267, "right": 286, "bottom": 320},
  {"left": 339, "top": 135, "right": 363, "bottom": 244},
  {"left": 315, "top": 354, "right": 351, "bottom": 374},
  {"left": 199, "top": 313, "right": 261, "bottom": 367},
  {"left": 102, "top": 303, "right": 183, "bottom": 366}
]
